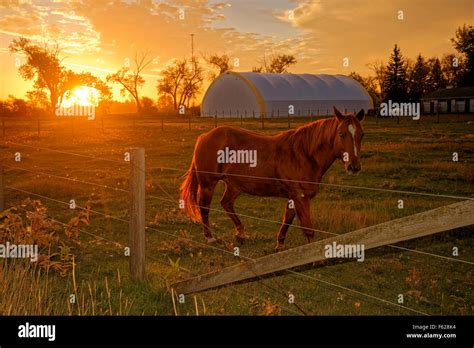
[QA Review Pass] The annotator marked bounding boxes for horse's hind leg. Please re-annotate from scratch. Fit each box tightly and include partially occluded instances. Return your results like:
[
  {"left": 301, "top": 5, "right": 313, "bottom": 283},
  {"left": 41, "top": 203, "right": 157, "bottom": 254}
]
[
  {"left": 294, "top": 197, "right": 314, "bottom": 243},
  {"left": 275, "top": 201, "right": 296, "bottom": 251},
  {"left": 220, "top": 183, "right": 247, "bottom": 243},
  {"left": 198, "top": 178, "right": 218, "bottom": 243}
]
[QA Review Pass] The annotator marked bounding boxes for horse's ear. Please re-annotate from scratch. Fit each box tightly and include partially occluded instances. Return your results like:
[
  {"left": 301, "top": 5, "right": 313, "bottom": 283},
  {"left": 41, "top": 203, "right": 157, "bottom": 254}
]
[
  {"left": 333, "top": 106, "right": 345, "bottom": 122},
  {"left": 356, "top": 109, "right": 365, "bottom": 122}
]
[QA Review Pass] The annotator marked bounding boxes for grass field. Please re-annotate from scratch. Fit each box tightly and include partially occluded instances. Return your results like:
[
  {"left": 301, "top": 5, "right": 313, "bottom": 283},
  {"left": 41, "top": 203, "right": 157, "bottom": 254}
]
[{"left": 1, "top": 113, "right": 473, "bottom": 316}]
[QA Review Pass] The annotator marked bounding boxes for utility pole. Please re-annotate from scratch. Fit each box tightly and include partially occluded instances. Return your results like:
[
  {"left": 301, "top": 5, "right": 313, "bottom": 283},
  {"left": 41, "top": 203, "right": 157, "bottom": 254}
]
[
  {"left": 190, "top": 33, "right": 194, "bottom": 63},
  {"left": 190, "top": 33, "right": 195, "bottom": 110}
]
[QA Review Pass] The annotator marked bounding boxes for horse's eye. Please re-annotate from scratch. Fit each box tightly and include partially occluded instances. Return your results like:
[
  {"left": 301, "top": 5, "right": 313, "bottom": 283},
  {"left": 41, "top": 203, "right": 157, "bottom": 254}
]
[
  {"left": 361, "top": 132, "right": 365, "bottom": 140},
  {"left": 339, "top": 132, "right": 344, "bottom": 138}
]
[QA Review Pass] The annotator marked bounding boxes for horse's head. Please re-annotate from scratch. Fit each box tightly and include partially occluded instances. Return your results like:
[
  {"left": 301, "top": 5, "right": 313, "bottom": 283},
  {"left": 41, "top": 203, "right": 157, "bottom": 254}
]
[{"left": 333, "top": 106, "right": 365, "bottom": 175}]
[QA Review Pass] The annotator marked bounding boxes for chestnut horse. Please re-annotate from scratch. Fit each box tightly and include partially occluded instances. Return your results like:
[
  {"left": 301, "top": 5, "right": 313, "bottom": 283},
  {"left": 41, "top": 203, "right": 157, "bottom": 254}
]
[{"left": 180, "top": 107, "right": 365, "bottom": 250}]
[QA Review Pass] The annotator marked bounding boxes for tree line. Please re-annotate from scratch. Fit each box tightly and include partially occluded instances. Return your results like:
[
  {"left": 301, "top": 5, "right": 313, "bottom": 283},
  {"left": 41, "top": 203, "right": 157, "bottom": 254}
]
[
  {"left": 2, "top": 24, "right": 472, "bottom": 117},
  {"left": 2, "top": 37, "right": 299, "bottom": 118},
  {"left": 351, "top": 24, "right": 473, "bottom": 107}
]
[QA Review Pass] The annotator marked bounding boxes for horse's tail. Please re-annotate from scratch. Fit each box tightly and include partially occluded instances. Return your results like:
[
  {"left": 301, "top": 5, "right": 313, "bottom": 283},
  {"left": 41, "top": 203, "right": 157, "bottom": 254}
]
[{"left": 179, "top": 160, "right": 201, "bottom": 222}]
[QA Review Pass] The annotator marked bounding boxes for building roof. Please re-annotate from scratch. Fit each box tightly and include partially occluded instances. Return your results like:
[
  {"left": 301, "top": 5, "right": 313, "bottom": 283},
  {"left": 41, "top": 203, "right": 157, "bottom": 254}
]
[
  {"left": 423, "top": 87, "right": 474, "bottom": 100},
  {"left": 235, "top": 72, "right": 370, "bottom": 101},
  {"left": 200, "top": 71, "right": 374, "bottom": 117}
]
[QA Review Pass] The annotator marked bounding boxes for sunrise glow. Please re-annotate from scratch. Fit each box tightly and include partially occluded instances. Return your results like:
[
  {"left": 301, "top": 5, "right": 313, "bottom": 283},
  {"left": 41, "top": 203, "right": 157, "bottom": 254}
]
[{"left": 61, "top": 86, "right": 100, "bottom": 108}]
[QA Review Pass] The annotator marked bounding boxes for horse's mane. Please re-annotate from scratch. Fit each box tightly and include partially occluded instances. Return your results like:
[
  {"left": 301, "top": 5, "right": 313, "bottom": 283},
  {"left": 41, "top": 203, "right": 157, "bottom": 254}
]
[{"left": 281, "top": 117, "right": 338, "bottom": 158}]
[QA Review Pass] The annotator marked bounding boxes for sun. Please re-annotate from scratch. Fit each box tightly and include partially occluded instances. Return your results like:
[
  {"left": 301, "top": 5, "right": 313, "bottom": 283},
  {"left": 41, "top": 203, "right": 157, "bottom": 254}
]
[{"left": 62, "top": 86, "right": 100, "bottom": 108}]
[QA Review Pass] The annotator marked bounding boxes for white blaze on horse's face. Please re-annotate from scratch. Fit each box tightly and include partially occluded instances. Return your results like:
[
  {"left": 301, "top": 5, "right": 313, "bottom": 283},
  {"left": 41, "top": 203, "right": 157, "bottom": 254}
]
[
  {"left": 348, "top": 124, "right": 358, "bottom": 158},
  {"left": 340, "top": 118, "right": 363, "bottom": 175},
  {"left": 333, "top": 108, "right": 365, "bottom": 175}
]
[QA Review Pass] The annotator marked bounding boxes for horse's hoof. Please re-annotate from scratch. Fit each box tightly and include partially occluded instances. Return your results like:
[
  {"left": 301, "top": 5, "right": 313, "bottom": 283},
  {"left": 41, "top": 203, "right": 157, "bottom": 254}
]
[
  {"left": 275, "top": 244, "right": 285, "bottom": 252},
  {"left": 235, "top": 234, "right": 249, "bottom": 245},
  {"left": 206, "top": 237, "right": 217, "bottom": 244}
]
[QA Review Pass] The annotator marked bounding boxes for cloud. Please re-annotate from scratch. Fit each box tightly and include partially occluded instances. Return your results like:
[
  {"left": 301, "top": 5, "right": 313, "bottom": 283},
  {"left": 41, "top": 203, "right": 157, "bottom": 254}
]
[
  {"left": 275, "top": 0, "right": 473, "bottom": 74},
  {"left": 1, "top": 0, "right": 471, "bottom": 100},
  {"left": 0, "top": 1, "right": 101, "bottom": 54},
  {"left": 0, "top": 13, "right": 43, "bottom": 36}
]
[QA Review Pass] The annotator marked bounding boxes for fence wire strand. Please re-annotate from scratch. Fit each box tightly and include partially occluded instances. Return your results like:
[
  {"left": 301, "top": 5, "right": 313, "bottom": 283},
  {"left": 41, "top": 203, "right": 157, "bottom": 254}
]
[
  {"left": 2, "top": 144, "right": 472, "bottom": 316},
  {"left": 1, "top": 140, "right": 127, "bottom": 165},
  {"left": 150, "top": 165, "right": 474, "bottom": 201},
  {"left": 6, "top": 186, "right": 306, "bottom": 315},
  {"left": 147, "top": 192, "right": 474, "bottom": 266}
]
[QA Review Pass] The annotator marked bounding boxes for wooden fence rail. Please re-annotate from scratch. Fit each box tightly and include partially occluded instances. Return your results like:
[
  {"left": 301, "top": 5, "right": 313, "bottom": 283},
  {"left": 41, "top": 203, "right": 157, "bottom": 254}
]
[{"left": 172, "top": 200, "right": 474, "bottom": 294}]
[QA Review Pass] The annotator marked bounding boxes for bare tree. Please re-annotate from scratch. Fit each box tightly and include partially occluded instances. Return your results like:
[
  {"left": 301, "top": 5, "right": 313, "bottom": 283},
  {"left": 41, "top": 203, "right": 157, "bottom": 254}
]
[
  {"left": 268, "top": 54, "right": 297, "bottom": 73},
  {"left": 107, "top": 52, "right": 152, "bottom": 114},
  {"left": 253, "top": 54, "right": 297, "bottom": 73},
  {"left": 349, "top": 72, "right": 380, "bottom": 106},
  {"left": 367, "top": 60, "right": 387, "bottom": 97},
  {"left": 204, "top": 53, "right": 231, "bottom": 80},
  {"left": 157, "top": 58, "right": 204, "bottom": 111}
]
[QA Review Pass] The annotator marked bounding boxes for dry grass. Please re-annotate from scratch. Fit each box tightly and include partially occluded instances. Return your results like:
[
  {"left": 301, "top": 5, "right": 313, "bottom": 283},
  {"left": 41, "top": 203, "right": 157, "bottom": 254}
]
[
  {"left": 0, "top": 199, "right": 136, "bottom": 315},
  {"left": 1, "top": 115, "right": 473, "bottom": 315},
  {"left": 0, "top": 259, "right": 135, "bottom": 315}
]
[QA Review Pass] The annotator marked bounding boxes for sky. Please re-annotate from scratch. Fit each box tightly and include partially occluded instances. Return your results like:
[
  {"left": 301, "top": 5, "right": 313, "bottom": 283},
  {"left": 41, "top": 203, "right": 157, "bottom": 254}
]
[{"left": 0, "top": 0, "right": 472, "bottom": 102}]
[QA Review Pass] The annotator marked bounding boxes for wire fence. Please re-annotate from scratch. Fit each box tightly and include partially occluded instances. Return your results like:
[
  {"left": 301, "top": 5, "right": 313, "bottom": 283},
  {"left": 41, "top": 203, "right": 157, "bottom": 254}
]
[
  {"left": 1, "top": 112, "right": 473, "bottom": 139},
  {"left": 1, "top": 140, "right": 472, "bottom": 316}
]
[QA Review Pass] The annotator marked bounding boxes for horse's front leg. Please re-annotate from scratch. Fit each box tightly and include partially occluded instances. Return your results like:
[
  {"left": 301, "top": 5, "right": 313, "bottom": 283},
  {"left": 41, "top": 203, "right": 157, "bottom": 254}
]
[
  {"left": 275, "top": 201, "right": 297, "bottom": 251},
  {"left": 294, "top": 196, "right": 314, "bottom": 243}
]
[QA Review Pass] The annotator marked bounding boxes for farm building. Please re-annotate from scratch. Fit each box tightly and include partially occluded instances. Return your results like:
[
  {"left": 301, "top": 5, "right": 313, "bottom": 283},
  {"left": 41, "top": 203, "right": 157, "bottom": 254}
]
[
  {"left": 421, "top": 87, "right": 474, "bottom": 114},
  {"left": 200, "top": 71, "right": 373, "bottom": 118}
]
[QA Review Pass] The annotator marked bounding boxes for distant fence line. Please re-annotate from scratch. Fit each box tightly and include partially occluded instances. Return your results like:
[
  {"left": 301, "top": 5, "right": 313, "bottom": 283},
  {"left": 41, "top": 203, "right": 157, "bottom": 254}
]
[{"left": 1, "top": 110, "right": 473, "bottom": 138}]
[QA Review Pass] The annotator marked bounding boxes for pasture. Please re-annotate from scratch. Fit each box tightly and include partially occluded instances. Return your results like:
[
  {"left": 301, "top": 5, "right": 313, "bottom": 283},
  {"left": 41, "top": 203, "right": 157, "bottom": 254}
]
[{"left": 1, "top": 114, "right": 473, "bottom": 315}]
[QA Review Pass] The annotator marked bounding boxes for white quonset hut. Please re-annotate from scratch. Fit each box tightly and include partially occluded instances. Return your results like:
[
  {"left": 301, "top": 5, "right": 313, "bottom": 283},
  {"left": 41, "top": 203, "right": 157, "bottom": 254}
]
[{"left": 201, "top": 71, "right": 373, "bottom": 118}]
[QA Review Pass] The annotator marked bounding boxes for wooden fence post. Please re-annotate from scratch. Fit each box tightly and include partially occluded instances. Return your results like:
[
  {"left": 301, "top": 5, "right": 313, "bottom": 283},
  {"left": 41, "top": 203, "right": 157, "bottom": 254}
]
[
  {"left": 0, "top": 165, "right": 4, "bottom": 212},
  {"left": 129, "top": 148, "right": 146, "bottom": 281}
]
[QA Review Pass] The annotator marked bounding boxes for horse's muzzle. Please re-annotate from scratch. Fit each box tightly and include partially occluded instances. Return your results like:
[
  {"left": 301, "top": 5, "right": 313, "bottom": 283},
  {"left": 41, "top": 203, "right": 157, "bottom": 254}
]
[{"left": 346, "top": 163, "right": 361, "bottom": 174}]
